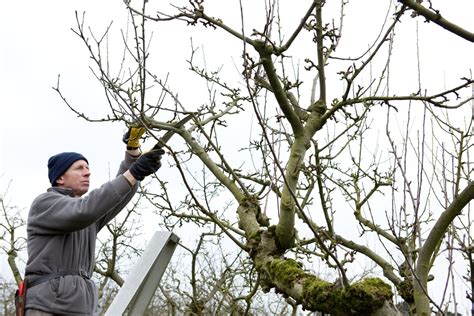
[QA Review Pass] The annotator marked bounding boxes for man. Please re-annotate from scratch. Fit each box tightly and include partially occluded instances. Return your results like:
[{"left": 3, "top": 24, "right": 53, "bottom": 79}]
[{"left": 23, "top": 128, "right": 163, "bottom": 316}]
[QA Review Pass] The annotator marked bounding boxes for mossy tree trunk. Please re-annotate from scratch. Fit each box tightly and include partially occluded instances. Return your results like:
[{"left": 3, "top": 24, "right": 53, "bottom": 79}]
[{"left": 237, "top": 199, "right": 399, "bottom": 315}]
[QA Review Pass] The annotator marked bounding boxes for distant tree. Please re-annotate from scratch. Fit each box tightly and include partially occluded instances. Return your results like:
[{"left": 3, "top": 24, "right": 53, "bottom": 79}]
[
  {"left": 0, "top": 180, "right": 26, "bottom": 287},
  {"left": 0, "top": 278, "right": 16, "bottom": 316},
  {"left": 57, "top": 1, "right": 473, "bottom": 315}
]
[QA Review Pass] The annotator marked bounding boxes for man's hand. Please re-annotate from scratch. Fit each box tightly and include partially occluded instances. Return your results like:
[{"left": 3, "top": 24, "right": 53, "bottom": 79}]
[
  {"left": 123, "top": 127, "right": 146, "bottom": 150},
  {"left": 128, "top": 148, "right": 165, "bottom": 181}
]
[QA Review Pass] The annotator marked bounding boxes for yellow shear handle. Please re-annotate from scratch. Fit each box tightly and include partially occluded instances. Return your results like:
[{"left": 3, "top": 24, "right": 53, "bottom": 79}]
[{"left": 124, "top": 127, "right": 146, "bottom": 149}]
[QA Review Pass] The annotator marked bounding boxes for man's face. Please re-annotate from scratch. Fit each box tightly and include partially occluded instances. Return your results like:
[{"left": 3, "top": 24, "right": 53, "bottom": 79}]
[{"left": 56, "top": 160, "right": 90, "bottom": 197}]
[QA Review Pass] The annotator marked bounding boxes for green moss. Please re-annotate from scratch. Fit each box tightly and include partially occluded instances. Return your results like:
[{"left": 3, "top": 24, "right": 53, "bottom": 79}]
[
  {"left": 241, "top": 195, "right": 259, "bottom": 208},
  {"left": 267, "top": 259, "right": 337, "bottom": 312},
  {"left": 248, "top": 229, "right": 261, "bottom": 242},
  {"left": 397, "top": 278, "right": 414, "bottom": 303},
  {"left": 268, "top": 258, "right": 306, "bottom": 285},
  {"left": 303, "top": 277, "right": 392, "bottom": 314},
  {"left": 302, "top": 277, "right": 338, "bottom": 312},
  {"left": 265, "top": 258, "right": 393, "bottom": 315},
  {"left": 340, "top": 278, "right": 393, "bottom": 313}
]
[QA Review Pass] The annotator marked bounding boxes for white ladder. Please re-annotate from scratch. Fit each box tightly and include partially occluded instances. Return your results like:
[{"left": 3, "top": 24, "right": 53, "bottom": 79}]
[{"left": 105, "top": 231, "right": 179, "bottom": 315}]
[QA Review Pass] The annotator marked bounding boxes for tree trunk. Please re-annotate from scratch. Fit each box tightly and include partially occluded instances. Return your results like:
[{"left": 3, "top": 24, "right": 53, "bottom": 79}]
[
  {"left": 414, "top": 182, "right": 474, "bottom": 315},
  {"left": 238, "top": 199, "right": 398, "bottom": 315}
]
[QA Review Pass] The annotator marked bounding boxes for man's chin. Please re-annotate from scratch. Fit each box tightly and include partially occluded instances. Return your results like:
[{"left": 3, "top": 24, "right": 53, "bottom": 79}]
[{"left": 74, "top": 187, "right": 89, "bottom": 197}]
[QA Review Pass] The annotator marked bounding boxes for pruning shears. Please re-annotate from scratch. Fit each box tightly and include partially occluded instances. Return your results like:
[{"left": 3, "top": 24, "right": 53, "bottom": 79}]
[{"left": 151, "top": 114, "right": 194, "bottom": 150}]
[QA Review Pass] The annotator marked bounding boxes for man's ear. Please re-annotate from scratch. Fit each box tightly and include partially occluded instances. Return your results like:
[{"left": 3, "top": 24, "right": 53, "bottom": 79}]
[{"left": 56, "top": 176, "right": 65, "bottom": 185}]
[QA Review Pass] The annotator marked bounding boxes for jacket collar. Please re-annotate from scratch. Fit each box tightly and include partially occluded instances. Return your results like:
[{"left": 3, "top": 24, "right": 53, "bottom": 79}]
[{"left": 47, "top": 187, "right": 75, "bottom": 197}]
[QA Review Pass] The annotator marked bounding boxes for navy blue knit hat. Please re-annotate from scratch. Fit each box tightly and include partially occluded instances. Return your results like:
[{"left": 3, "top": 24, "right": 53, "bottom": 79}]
[{"left": 48, "top": 152, "right": 88, "bottom": 185}]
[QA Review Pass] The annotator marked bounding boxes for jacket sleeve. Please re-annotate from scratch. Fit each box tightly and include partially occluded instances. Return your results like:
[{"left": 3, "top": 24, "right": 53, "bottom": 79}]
[
  {"left": 28, "top": 152, "right": 139, "bottom": 234},
  {"left": 95, "top": 152, "right": 139, "bottom": 230}
]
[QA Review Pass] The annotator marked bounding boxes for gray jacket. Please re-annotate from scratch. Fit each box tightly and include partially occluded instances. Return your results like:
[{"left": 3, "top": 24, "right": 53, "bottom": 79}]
[{"left": 25, "top": 153, "right": 138, "bottom": 315}]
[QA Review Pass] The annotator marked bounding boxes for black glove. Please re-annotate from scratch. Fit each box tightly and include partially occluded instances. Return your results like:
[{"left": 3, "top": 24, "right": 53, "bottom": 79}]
[{"left": 129, "top": 148, "right": 165, "bottom": 181}]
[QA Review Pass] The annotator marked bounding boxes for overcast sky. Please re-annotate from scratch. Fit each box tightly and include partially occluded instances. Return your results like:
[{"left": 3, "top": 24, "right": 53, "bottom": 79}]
[
  {"left": 1, "top": 1, "right": 473, "bottom": 309},
  {"left": 1, "top": 0, "right": 472, "bottom": 204},
  {"left": 1, "top": 1, "right": 131, "bottom": 199}
]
